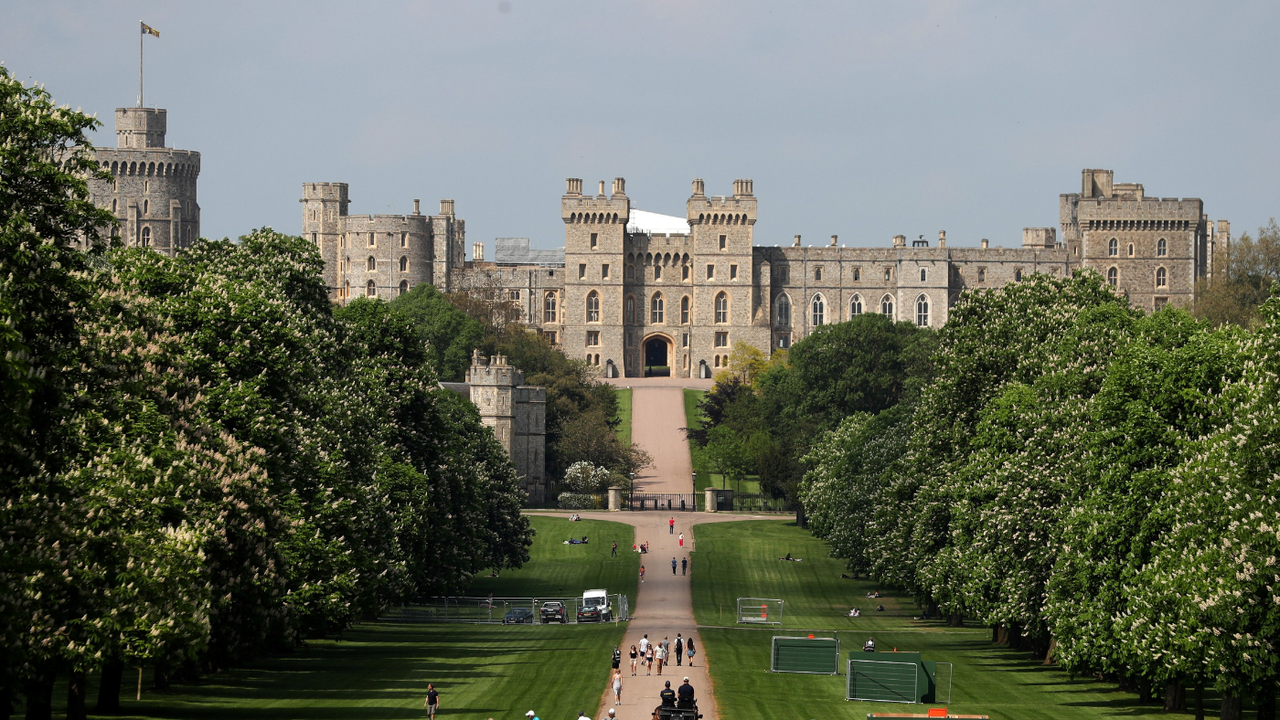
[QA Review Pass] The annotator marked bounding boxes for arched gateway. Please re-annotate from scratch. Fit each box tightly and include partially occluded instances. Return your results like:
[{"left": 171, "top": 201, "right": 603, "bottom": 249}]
[{"left": 642, "top": 334, "right": 674, "bottom": 377}]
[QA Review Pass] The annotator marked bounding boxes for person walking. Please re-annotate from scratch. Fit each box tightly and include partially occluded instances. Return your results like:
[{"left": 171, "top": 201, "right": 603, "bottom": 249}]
[
  {"left": 678, "top": 532, "right": 685, "bottom": 549},
  {"left": 671, "top": 557, "right": 677, "bottom": 575},
  {"left": 681, "top": 557, "right": 688, "bottom": 576},
  {"left": 686, "top": 636, "right": 696, "bottom": 666},
  {"left": 655, "top": 641, "right": 666, "bottom": 675},
  {"left": 646, "top": 643, "right": 655, "bottom": 675},
  {"left": 600, "top": 710, "right": 616, "bottom": 720},
  {"left": 611, "top": 645, "right": 621, "bottom": 672},
  {"left": 424, "top": 683, "right": 439, "bottom": 717},
  {"left": 629, "top": 644, "right": 638, "bottom": 676},
  {"left": 669, "top": 517, "right": 675, "bottom": 534},
  {"left": 611, "top": 540, "right": 617, "bottom": 557},
  {"left": 611, "top": 669, "right": 623, "bottom": 705},
  {"left": 639, "top": 564, "right": 645, "bottom": 583},
  {"left": 674, "top": 634, "right": 683, "bottom": 666}
]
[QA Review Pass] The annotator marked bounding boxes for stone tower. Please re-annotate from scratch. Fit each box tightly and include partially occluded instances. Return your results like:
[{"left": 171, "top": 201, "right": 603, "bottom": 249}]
[
  {"left": 87, "top": 107, "right": 200, "bottom": 254},
  {"left": 301, "top": 182, "right": 350, "bottom": 295},
  {"left": 1061, "top": 169, "right": 1223, "bottom": 312},
  {"left": 466, "top": 351, "right": 547, "bottom": 503},
  {"left": 562, "top": 178, "right": 631, "bottom": 372}
]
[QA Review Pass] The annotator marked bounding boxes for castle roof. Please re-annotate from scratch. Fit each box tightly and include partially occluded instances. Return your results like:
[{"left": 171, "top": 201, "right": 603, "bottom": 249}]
[{"left": 627, "top": 209, "right": 689, "bottom": 235}]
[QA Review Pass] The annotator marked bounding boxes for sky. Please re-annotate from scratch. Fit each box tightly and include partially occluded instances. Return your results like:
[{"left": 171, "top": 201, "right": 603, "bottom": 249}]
[{"left": 5, "top": 1, "right": 1278, "bottom": 253}]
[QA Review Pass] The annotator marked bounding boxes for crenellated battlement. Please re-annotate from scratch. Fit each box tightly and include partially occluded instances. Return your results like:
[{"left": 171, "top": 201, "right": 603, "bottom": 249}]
[
  {"left": 562, "top": 178, "right": 630, "bottom": 224},
  {"left": 687, "top": 178, "right": 757, "bottom": 225}
]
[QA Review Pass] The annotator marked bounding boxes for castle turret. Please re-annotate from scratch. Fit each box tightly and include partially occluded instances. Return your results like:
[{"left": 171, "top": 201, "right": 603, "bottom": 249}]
[
  {"left": 301, "top": 182, "right": 350, "bottom": 298},
  {"left": 87, "top": 106, "right": 200, "bottom": 255}
]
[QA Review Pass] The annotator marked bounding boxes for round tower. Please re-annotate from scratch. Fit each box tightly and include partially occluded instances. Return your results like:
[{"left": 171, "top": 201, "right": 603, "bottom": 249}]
[{"left": 87, "top": 107, "right": 201, "bottom": 255}]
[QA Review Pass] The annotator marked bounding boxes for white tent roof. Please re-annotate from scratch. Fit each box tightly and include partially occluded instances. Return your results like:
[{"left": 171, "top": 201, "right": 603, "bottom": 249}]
[{"left": 627, "top": 209, "right": 690, "bottom": 235}]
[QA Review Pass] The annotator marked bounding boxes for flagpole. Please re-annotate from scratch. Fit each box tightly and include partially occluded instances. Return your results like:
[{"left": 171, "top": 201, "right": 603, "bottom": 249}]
[{"left": 139, "top": 22, "right": 144, "bottom": 108}]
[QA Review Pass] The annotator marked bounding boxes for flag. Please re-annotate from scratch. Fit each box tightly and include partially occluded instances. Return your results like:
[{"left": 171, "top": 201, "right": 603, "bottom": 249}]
[{"left": 141, "top": 22, "right": 159, "bottom": 38}]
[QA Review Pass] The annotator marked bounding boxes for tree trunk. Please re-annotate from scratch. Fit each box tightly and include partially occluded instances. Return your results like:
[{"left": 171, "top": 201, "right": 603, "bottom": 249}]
[
  {"left": 1220, "top": 693, "right": 1242, "bottom": 720},
  {"left": 152, "top": 664, "right": 170, "bottom": 692},
  {"left": 1043, "top": 636, "right": 1058, "bottom": 665},
  {"left": 22, "top": 665, "right": 55, "bottom": 720},
  {"left": 991, "top": 625, "right": 1000, "bottom": 644},
  {"left": 795, "top": 503, "right": 808, "bottom": 529},
  {"left": 1138, "top": 678, "right": 1153, "bottom": 705},
  {"left": 1257, "top": 686, "right": 1275, "bottom": 720},
  {"left": 1165, "top": 681, "right": 1186, "bottom": 712},
  {"left": 1, "top": 684, "right": 11, "bottom": 720},
  {"left": 65, "top": 670, "right": 87, "bottom": 720},
  {"left": 948, "top": 613, "right": 964, "bottom": 627},
  {"left": 96, "top": 659, "right": 123, "bottom": 712},
  {"left": 1196, "top": 684, "right": 1205, "bottom": 720}
]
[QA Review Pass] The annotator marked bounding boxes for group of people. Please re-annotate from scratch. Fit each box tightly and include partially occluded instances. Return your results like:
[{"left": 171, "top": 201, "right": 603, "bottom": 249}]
[{"left": 625, "top": 633, "right": 696, "bottom": 678}]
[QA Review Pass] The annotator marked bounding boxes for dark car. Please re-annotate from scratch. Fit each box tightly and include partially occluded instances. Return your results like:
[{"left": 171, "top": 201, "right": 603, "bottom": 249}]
[
  {"left": 576, "top": 601, "right": 612, "bottom": 623},
  {"left": 540, "top": 601, "right": 567, "bottom": 624},
  {"left": 502, "top": 607, "right": 534, "bottom": 624}
]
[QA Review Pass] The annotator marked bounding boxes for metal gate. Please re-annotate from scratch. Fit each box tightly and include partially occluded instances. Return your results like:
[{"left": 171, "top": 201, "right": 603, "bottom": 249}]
[{"left": 629, "top": 493, "right": 697, "bottom": 511}]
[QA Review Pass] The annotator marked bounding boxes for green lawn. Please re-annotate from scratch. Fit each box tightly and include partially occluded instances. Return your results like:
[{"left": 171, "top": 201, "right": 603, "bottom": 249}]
[
  {"left": 682, "top": 388, "right": 762, "bottom": 496},
  {"left": 614, "top": 387, "right": 632, "bottom": 447},
  {"left": 85, "top": 515, "right": 636, "bottom": 720},
  {"left": 683, "top": 389, "right": 711, "bottom": 493},
  {"left": 691, "top": 520, "right": 1205, "bottom": 720}
]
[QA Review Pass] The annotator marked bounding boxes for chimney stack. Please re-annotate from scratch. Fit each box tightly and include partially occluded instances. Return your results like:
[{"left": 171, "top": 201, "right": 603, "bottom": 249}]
[
  {"left": 793, "top": 234, "right": 801, "bottom": 247},
  {"left": 413, "top": 198, "right": 421, "bottom": 215},
  {"left": 473, "top": 241, "right": 484, "bottom": 262},
  {"left": 566, "top": 178, "right": 583, "bottom": 196},
  {"left": 938, "top": 230, "right": 947, "bottom": 247},
  {"left": 830, "top": 235, "right": 838, "bottom": 247},
  {"left": 598, "top": 180, "right": 606, "bottom": 196},
  {"left": 981, "top": 238, "right": 989, "bottom": 249},
  {"left": 692, "top": 178, "right": 705, "bottom": 197},
  {"left": 893, "top": 234, "right": 906, "bottom": 248},
  {"left": 612, "top": 177, "right": 626, "bottom": 196},
  {"left": 440, "top": 199, "right": 455, "bottom": 216}
]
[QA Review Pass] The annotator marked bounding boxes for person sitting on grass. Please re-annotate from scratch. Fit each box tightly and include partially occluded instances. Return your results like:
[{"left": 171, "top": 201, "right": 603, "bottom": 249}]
[
  {"left": 863, "top": 638, "right": 876, "bottom": 652},
  {"left": 847, "top": 607, "right": 861, "bottom": 617}
]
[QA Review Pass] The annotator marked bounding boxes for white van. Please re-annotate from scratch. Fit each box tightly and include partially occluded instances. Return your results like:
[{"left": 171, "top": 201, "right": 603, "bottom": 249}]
[{"left": 578, "top": 588, "right": 612, "bottom": 622}]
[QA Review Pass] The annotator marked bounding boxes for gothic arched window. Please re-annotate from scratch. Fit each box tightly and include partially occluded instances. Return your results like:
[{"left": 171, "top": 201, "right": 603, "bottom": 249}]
[
  {"left": 587, "top": 291, "right": 601, "bottom": 322},
  {"left": 398, "top": 280, "right": 409, "bottom": 296},
  {"left": 775, "top": 294, "right": 791, "bottom": 328},
  {"left": 715, "top": 292, "right": 729, "bottom": 324},
  {"left": 1108, "top": 238, "right": 1118, "bottom": 256},
  {"left": 916, "top": 294, "right": 930, "bottom": 327},
  {"left": 544, "top": 292, "right": 558, "bottom": 323},
  {"left": 366, "top": 280, "right": 376, "bottom": 297},
  {"left": 850, "top": 294, "right": 863, "bottom": 317},
  {"left": 811, "top": 294, "right": 825, "bottom": 326},
  {"left": 625, "top": 295, "right": 635, "bottom": 324},
  {"left": 399, "top": 256, "right": 408, "bottom": 272},
  {"left": 140, "top": 227, "right": 151, "bottom": 247},
  {"left": 367, "top": 256, "right": 377, "bottom": 271},
  {"left": 1157, "top": 238, "right": 1167, "bottom": 257},
  {"left": 1156, "top": 267, "right": 1167, "bottom": 288},
  {"left": 1107, "top": 267, "right": 1118, "bottom": 287},
  {"left": 881, "top": 295, "right": 894, "bottom": 318},
  {"left": 680, "top": 296, "right": 690, "bottom": 324},
  {"left": 651, "top": 293, "right": 665, "bottom": 323}
]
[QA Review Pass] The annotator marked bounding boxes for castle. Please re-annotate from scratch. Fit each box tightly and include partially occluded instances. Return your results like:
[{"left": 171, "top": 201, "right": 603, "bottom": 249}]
[
  {"left": 441, "top": 352, "right": 547, "bottom": 502},
  {"left": 313, "top": 172, "right": 1225, "bottom": 379},
  {"left": 86, "top": 107, "right": 201, "bottom": 253}
]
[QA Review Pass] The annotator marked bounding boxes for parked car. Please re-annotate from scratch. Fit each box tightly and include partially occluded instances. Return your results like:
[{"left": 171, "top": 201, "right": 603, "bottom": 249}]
[
  {"left": 540, "top": 601, "right": 568, "bottom": 624},
  {"left": 577, "top": 589, "right": 612, "bottom": 623},
  {"left": 503, "top": 607, "right": 534, "bottom": 624}
]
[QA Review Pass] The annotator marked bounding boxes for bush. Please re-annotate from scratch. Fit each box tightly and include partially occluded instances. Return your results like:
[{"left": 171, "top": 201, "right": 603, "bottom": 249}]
[
  {"left": 557, "top": 492, "right": 604, "bottom": 510},
  {"left": 561, "top": 461, "right": 611, "bottom": 493}
]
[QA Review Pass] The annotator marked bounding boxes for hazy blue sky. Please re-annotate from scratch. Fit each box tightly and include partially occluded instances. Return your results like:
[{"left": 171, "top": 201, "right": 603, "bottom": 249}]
[{"left": 5, "top": 1, "right": 1277, "bottom": 252}]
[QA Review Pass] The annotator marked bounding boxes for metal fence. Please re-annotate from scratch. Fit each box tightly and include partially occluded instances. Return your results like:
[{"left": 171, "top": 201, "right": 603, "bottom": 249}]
[
  {"left": 418, "top": 594, "right": 631, "bottom": 625},
  {"left": 628, "top": 493, "right": 697, "bottom": 512}
]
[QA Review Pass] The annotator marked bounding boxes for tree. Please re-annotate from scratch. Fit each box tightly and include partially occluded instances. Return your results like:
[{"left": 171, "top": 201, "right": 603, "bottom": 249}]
[
  {"left": 390, "top": 283, "right": 483, "bottom": 381},
  {"left": 801, "top": 404, "right": 912, "bottom": 575},
  {"left": 1194, "top": 220, "right": 1280, "bottom": 329}
]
